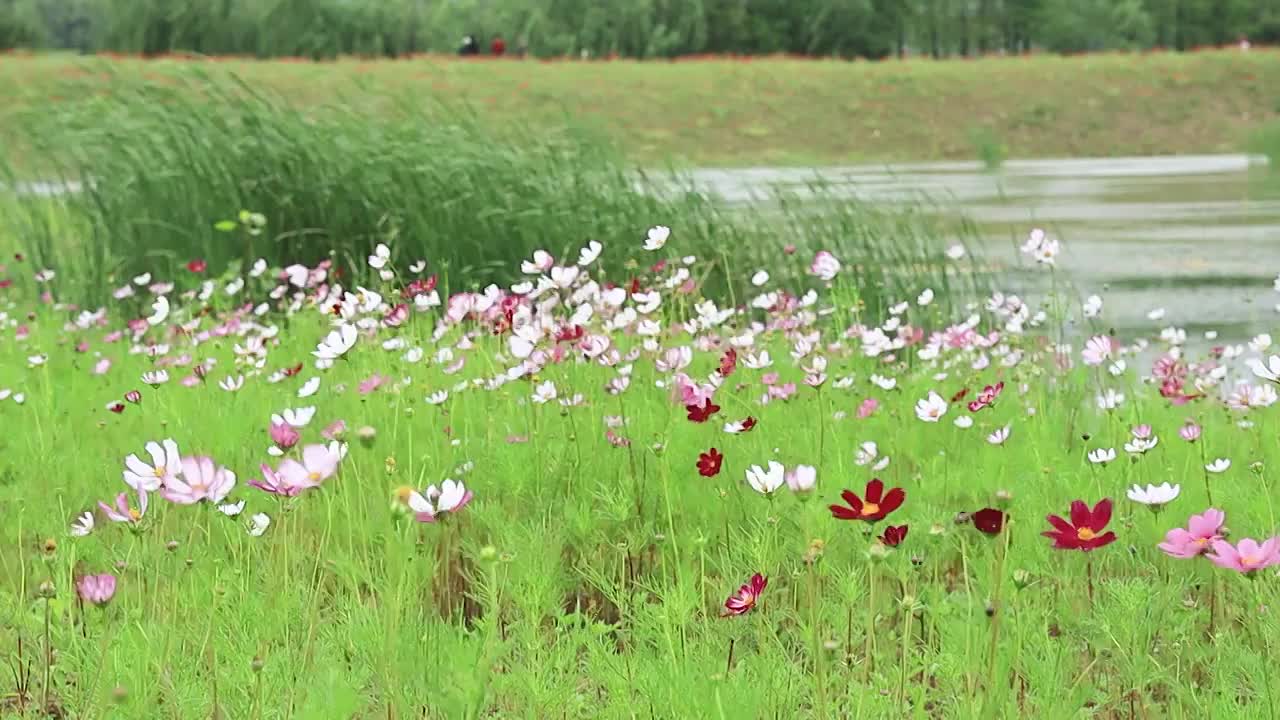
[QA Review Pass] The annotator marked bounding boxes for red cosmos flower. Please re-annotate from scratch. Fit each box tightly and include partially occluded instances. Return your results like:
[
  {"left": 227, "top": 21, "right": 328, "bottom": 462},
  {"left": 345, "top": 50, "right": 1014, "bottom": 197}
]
[
  {"left": 830, "top": 479, "right": 905, "bottom": 523},
  {"left": 967, "top": 382, "right": 1004, "bottom": 412},
  {"left": 401, "top": 275, "right": 437, "bottom": 299},
  {"left": 697, "top": 448, "right": 724, "bottom": 477},
  {"left": 973, "top": 508, "right": 1006, "bottom": 535},
  {"left": 718, "top": 348, "right": 738, "bottom": 378},
  {"left": 186, "top": 259, "right": 207, "bottom": 273},
  {"left": 107, "top": 402, "right": 125, "bottom": 414},
  {"left": 281, "top": 363, "right": 303, "bottom": 377},
  {"left": 686, "top": 398, "right": 721, "bottom": 423},
  {"left": 1043, "top": 499, "right": 1117, "bottom": 551},
  {"left": 383, "top": 303, "right": 409, "bottom": 327},
  {"left": 0, "top": 279, "right": 12, "bottom": 289},
  {"left": 124, "top": 390, "right": 141, "bottom": 404},
  {"left": 879, "top": 524, "right": 909, "bottom": 546},
  {"left": 555, "top": 324, "right": 585, "bottom": 343},
  {"left": 722, "top": 573, "right": 767, "bottom": 616},
  {"left": 950, "top": 388, "right": 969, "bottom": 403}
]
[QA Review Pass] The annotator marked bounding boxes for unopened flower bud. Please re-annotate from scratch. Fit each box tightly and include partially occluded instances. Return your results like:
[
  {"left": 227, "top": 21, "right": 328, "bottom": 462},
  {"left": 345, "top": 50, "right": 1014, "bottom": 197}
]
[
  {"left": 357, "top": 426, "right": 377, "bottom": 448},
  {"left": 167, "top": 540, "right": 180, "bottom": 552},
  {"left": 867, "top": 543, "right": 890, "bottom": 562},
  {"left": 37, "top": 580, "right": 56, "bottom": 599},
  {"left": 994, "top": 489, "right": 1012, "bottom": 508},
  {"left": 43, "top": 538, "right": 57, "bottom": 555},
  {"left": 479, "top": 545, "right": 498, "bottom": 562},
  {"left": 112, "top": 685, "right": 128, "bottom": 704},
  {"left": 251, "top": 656, "right": 265, "bottom": 673}
]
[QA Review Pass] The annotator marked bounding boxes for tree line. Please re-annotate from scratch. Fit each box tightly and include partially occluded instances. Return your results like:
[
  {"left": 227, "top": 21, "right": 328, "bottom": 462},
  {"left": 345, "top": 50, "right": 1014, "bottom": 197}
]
[{"left": 2, "top": 0, "right": 1278, "bottom": 60}]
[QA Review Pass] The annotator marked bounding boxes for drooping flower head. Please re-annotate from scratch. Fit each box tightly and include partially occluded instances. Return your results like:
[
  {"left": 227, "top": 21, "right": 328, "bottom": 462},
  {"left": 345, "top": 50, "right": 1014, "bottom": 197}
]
[
  {"left": 99, "top": 489, "right": 149, "bottom": 526},
  {"left": 76, "top": 574, "right": 117, "bottom": 606},
  {"left": 972, "top": 508, "right": 1006, "bottom": 536},
  {"left": 722, "top": 573, "right": 767, "bottom": 616},
  {"left": 879, "top": 524, "right": 909, "bottom": 547},
  {"left": 830, "top": 479, "right": 905, "bottom": 523},
  {"left": 1042, "top": 499, "right": 1117, "bottom": 552}
]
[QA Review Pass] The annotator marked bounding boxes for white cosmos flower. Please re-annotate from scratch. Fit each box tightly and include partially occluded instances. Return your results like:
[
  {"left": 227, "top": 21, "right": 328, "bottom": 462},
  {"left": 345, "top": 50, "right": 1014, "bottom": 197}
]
[
  {"left": 1096, "top": 390, "right": 1125, "bottom": 411},
  {"left": 426, "top": 390, "right": 449, "bottom": 405},
  {"left": 248, "top": 513, "right": 271, "bottom": 537},
  {"left": 914, "top": 391, "right": 948, "bottom": 422},
  {"left": 745, "top": 461, "right": 786, "bottom": 495},
  {"left": 219, "top": 375, "right": 245, "bottom": 392},
  {"left": 146, "top": 295, "right": 170, "bottom": 326},
  {"left": 1081, "top": 335, "right": 1113, "bottom": 366},
  {"left": 133, "top": 272, "right": 152, "bottom": 285},
  {"left": 123, "top": 438, "right": 182, "bottom": 492},
  {"left": 1205, "top": 458, "right": 1231, "bottom": 474},
  {"left": 751, "top": 270, "right": 770, "bottom": 287},
  {"left": 945, "top": 244, "right": 966, "bottom": 260},
  {"left": 69, "top": 511, "right": 95, "bottom": 537},
  {"left": 577, "top": 240, "right": 603, "bottom": 267},
  {"left": 1108, "top": 360, "right": 1127, "bottom": 377},
  {"left": 430, "top": 479, "right": 472, "bottom": 513},
  {"left": 250, "top": 258, "right": 268, "bottom": 277},
  {"left": 532, "top": 380, "right": 557, "bottom": 404},
  {"left": 314, "top": 323, "right": 358, "bottom": 363},
  {"left": 1088, "top": 447, "right": 1117, "bottom": 465},
  {"left": 644, "top": 225, "right": 671, "bottom": 251},
  {"left": 297, "top": 377, "right": 321, "bottom": 398},
  {"left": 742, "top": 351, "right": 772, "bottom": 369},
  {"left": 1250, "top": 333, "right": 1272, "bottom": 352},
  {"left": 272, "top": 406, "right": 316, "bottom": 427},
  {"left": 1247, "top": 355, "right": 1280, "bottom": 383},
  {"left": 986, "top": 425, "right": 1011, "bottom": 445},
  {"left": 521, "top": 250, "right": 554, "bottom": 275},
  {"left": 1147, "top": 307, "right": 1166, "bottom": 321},
  {"left": 954, "top": 415, "right": 974, "bottom": 428},
  {"left": 1126, "top": 482, "right": 1180, "bottom": 507},
  {"left": 141, "top": 370, "right": 169, "bottom": 387},
  {"left": 917, "top": 288, "right": 934, "bottom": 306},
  {"left": 218, "top": 500, "right": 246, "bottom": 517},
  {"left": 1124, "top": 437, "right": 1159, "bottom": 454},
  {"left": 1082, "top": 295, "right": 1103, "bottom": 318},
  {"left": 854, "top": 442, "right": 879, "bottom": 466},
  {"left": 870, "top": 374, "right": 897, "bottom": 390},
  {"left": 368, "top": 243, "right": 391, "bottom": 269}
]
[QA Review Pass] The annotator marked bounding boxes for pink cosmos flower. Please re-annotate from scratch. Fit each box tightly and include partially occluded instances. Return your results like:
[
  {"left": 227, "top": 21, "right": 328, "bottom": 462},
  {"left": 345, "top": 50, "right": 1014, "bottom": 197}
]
[
  {"left": 270, "top": 422, "right": 300, "bottom": 449},
  {"left": 92, "top": 358, "right": 112, "bottom": 375},
  {"left": 1158, "top": 509, "right": 1225, "bottom": 558},
  {"left": 358, "top": 374, "right": 388, "bottom": 395},
  {"left": 810, "top": 251, "right": 841, "bottom": 281},
  {"left": 276, "top": 444, "right": 341, "bottom": 489},
  {"left": 76, "top": 574, "right": 117, "bottom": 606},
  {"left": 857, "top": 398, "right": 879, "bottom": 419},
  {"left": 321, "top": 419, "right": 347, "bottom": 440},
  {"left": 1206, "top": 537, "right": 1280, "bottom": 574},
  {"left": 161, "top": 457, "right": 236, "bottom": 505},
  {"left": 249, "top": 464, "right": 305, "bottom": 497},
  {"left": 723, "top": 573, "right": 767, "bottom": 616},
  {"left": 1179, "top": 422, "right": 1202, "bottom": 442},
  {"left": 99, "top": 489, "right": 148, "bottom": 525}
]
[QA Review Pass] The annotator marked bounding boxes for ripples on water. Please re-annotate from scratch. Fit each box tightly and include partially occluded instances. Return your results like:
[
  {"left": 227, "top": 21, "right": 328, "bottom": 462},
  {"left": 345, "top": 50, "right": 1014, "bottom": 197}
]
[{"left": 689, "top": 155, "right": 1280, "bottom": 345}]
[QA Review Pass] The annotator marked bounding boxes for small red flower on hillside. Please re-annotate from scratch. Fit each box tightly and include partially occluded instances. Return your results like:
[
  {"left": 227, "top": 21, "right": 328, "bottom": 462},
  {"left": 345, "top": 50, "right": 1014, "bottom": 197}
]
[
  {"left": 879, "top": 524, "right": 909, "bottom": 547},
  {"left": 697, "top": 448, "right": 724, "bottom": 478},
  {"left": 972, "top": 508, "right": 1006, "bottom": 535},
  {"left": 186, "top": 259, "right": 207, "bottom": 273},
  {"left": 950, "top": 388, "right": 969, "bottom": 403},
  {"left": 830, "top": 479, "right": 905, "bottom": 523},
  {"left": 718, "top": 348, "right": 738, "bottom": 378},
  {"left": 282, "top": 363, "right": 303, "bottom": 377},
  {"left": 686, "top": 398, "right": 720, "bottom": 423},
  {"left": 722, "top": 573, "right": 767, "bottom": 616},
  {"left": 968, "top": 382, "right": 1004, "bottom": 412},
  {"left": 1043, "top": 499, "right": 1116, "bottom": 551}
]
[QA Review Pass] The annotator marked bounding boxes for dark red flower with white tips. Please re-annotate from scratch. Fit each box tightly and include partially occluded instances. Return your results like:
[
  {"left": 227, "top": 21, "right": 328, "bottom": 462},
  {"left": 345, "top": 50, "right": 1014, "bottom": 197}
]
[
  {"left": 973, "top": 508, "right": 1006, "bottom": 535},
  {"left": 282, "top": 363, "right": 303, "bottom": 377},
  {"left": 686, "top": 398, "right": 720, "bottom": 423},
  {"left": 383, "top": 303, "right": 409, "bottom": 328},
  {"left": 950, "top": 388, "right": 969, "bottom": 403},
  {"left": 830, "top": 478, "right": 905, "bottom": 523},
  {"left": 879, "top": 524, "right": 909, "bottom": 547},
  {"left": 107, "top": 402, "right": 125, "bottom": 414},
  {"left": 186, "top": 259, "right": 207, "bottom": 273},
  {"left": 967, "top": 382, "right": 1004, "bottom": 412},
  {"left": 724, "top": 416, "right": 756, "bottom": 434},
  {"left": 722, "top": 573, "right": 767, "bottom": 616},
  {"left": 696, "top": 448, "right": 724, "bottom": 478},
  {"left": 1042, "top": 499, "right": 1117, "bottom": 552},
  {"left": 718, "top": 348, "right": 738, "bottom": 378}
]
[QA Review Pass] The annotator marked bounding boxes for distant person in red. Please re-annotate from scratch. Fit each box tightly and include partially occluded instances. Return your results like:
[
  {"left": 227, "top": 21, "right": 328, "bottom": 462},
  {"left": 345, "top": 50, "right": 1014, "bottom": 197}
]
[{"left": 490, "top": 35, "right": 506, "bottom": 57}]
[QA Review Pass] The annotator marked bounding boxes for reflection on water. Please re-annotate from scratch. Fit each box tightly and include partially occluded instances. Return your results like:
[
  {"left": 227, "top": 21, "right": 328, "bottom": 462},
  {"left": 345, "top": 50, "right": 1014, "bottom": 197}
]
[{"left": 690, "top": 155, "right": 1280, "bottom": 343}]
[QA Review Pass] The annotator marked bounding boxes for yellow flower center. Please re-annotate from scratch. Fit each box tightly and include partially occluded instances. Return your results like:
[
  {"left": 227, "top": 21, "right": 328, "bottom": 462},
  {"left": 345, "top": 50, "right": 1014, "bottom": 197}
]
[
  {"left": 128, "top": 508, "right": 141, "bottom": 521},
  {"left": 861, "top": 503, "right": 880, "bottom": 517},
  {"left": 1242, "top": 555, "right": 1259, "bottom": 567},
  {"left": 154, "top": 468, "right": 166, "bottom": 477},
  {"left": 1194, "top": 537, "right": 1208, "bottom": 547},
  {"left": 1077, "top": 528, "right": 1096, "bottom": 541},
  {"left": 309, "top": 471, "right": 322, "bottom": 481},
  {"left": 393, "top": 486, "right": 414, "bottom": 503}
]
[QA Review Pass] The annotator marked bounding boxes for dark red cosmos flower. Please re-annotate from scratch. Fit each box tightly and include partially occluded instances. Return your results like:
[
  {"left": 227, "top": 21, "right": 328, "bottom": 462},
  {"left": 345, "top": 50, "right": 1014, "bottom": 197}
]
[
  {"left": 186, "top": 259, "right": 207, "bottom": 273},
  {"left": 830, "top": 479, "right": 905, "bottom": 523},
  {"left": 722, "top": 573, "right": 767, "bottom": 616},
  {"left": 1043, "top": 499, "right": 1117, "bottom": 551},
  {"left": 282, "top": 363, "right": 303, "bottom": 377},
  {"left": 950, "top": 388, "right": 969, "bottom": 403},
  {"left": 718, "top": 348, "right": 738, "bottom": 378},
  {"left": 973, "top": 508, "right": 1006, "bottom": 535},
  {"left": 401, "top": 275, "right": 438, "bottom": 299},
  {"left": 879, "top": 524, "right": 909, "bottom": 546},
  {"left": 0, "top": 279, "right": 12, "bottom": 289},
  {"left": 686, "top": 398, "right": 720, "bottom": 423},
  {"left": 967, "top": 382, "right": 1004, "bottom": 412},
  {"left": 696, "top": 448, "right": 724, "bottom": 477},
  {"left": 107, "top": 402, "right": 125, "bottom": 414}
]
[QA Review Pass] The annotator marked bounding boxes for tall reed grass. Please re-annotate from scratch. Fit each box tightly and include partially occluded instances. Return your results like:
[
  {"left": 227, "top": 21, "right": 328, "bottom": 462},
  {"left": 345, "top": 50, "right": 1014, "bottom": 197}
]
[{"left": 0, "top": 64, "right": 974, "bottom": 309}]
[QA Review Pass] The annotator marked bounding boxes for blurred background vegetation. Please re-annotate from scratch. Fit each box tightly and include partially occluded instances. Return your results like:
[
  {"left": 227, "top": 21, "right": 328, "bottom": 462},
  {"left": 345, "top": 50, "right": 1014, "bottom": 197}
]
[{"left": 2, "top": 0, "right": 1279, "bottom": 60}]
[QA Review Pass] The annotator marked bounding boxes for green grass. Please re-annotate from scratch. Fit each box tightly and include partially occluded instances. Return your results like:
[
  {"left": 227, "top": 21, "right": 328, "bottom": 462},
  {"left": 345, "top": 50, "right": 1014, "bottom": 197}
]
[
  {"left": 1, "top": 226, "right": 1279, "bottom": 718},
  {"left": 1, "top": 49, "right": 1279, "bottom": 167}
]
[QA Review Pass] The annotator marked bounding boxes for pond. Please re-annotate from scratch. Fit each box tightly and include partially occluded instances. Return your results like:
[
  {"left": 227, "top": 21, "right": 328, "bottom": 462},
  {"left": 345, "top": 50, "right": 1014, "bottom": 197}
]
[{"left": 689, "top": 154, "right": 1280, "bottom": 345}]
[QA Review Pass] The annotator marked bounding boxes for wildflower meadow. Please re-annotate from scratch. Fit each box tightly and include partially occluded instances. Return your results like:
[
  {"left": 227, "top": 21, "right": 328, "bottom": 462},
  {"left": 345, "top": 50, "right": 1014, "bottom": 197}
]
[{"left": 1, "top": 216, "right": 1279, "bottom": 718}]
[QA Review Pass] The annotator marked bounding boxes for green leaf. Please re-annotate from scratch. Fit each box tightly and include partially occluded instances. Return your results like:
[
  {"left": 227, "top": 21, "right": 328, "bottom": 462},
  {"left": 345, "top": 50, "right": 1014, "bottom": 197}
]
[{"left": 213, "top": 220, "right": 238, "bottom": 232}]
